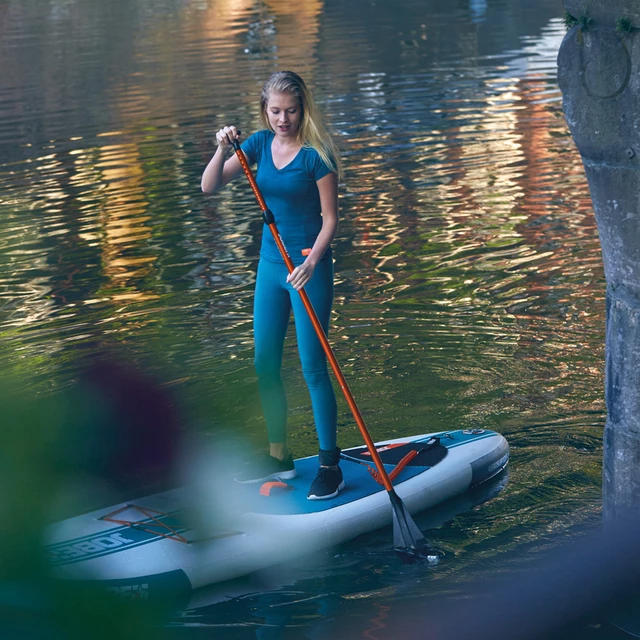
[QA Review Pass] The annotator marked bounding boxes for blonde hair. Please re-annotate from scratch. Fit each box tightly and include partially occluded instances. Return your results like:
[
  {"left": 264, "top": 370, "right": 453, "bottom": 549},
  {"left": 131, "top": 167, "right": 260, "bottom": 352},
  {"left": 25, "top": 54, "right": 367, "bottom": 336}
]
[{"left": 260, "top": 71, "right": 342, "bottom": 179}]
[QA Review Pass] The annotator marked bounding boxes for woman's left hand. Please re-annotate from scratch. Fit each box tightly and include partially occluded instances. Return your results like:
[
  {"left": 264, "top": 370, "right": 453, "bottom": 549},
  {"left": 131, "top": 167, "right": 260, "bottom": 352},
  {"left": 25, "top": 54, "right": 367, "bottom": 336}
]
[{"left": 287, "top": 260, "right": 316, "bottom": 291}]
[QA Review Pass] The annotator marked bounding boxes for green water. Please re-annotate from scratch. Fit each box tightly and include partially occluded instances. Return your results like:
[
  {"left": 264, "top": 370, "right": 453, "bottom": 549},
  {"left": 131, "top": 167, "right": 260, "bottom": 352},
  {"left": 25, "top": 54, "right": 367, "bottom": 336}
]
[{"left": 0, "top": 0, "right": 614, "bottom": 637}]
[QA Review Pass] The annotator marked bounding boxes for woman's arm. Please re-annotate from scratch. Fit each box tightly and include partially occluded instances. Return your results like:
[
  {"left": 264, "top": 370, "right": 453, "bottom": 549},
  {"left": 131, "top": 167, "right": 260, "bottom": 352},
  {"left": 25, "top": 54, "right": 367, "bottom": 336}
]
[
  {"left": 287, "top": 171, "right": 339, "bottom": 291},
  {"left": 201, "top": 126, "right": 245, "bottom": 194}
]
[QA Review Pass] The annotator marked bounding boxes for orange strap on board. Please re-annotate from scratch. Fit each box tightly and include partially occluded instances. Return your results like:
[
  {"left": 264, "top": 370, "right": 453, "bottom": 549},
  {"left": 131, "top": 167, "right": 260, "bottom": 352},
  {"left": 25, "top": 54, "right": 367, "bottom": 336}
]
[
  {"left": 100, "top": 504, "right": 188, "bottom": 543},
  {"left": 259, "top": 481, "right": 293, "bottom": 496},
  {"left": 368, "top": 450, "right": 420, "bottom": 486}
]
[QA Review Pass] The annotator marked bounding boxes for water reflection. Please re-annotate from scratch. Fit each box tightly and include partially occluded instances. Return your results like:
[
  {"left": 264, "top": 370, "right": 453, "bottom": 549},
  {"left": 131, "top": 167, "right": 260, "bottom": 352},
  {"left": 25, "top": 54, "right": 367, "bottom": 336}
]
[{"left": 94, "top": 142, "right": 156, "bottom": 300}]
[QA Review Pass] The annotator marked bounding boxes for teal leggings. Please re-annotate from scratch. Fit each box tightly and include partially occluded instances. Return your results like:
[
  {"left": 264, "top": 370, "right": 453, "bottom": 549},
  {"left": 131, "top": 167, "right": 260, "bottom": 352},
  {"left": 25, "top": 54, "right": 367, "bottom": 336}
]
[{"left": 253, "top": 256, "right": 337, "bottom": 451}]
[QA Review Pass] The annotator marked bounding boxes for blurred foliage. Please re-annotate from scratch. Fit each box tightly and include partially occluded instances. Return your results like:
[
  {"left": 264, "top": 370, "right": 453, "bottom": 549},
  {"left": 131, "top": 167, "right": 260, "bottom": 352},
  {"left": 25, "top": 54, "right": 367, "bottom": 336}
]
[{"left": 0, "top": 370, "right": 177, "bottom": 639}]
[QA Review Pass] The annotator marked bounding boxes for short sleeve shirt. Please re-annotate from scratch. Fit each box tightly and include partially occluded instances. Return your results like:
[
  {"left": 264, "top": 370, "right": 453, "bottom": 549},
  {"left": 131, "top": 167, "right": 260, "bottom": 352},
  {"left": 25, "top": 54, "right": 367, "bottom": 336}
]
[{"left": 241, "top": 130, "right": 333, "bottom": 265}]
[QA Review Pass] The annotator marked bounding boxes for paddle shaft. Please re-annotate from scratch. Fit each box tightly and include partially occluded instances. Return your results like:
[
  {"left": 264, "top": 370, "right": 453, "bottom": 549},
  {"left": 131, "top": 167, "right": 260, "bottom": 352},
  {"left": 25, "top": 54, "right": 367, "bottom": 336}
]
[{"left": 230, "top": 139, "right": 394, "bottom": 493}]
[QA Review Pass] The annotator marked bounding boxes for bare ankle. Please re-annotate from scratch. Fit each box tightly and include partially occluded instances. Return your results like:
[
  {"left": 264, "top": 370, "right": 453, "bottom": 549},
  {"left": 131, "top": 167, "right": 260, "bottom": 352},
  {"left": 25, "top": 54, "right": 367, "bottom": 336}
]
[{"left": 269, "top": 443, "right": 289, "bottom": 461}]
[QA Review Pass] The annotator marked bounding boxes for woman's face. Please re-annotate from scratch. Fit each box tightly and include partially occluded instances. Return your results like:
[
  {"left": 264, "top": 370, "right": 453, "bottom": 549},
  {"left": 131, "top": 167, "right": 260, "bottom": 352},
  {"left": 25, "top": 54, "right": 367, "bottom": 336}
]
[{"left": 266, "top": 91, "right": 302, "bottom": 139}]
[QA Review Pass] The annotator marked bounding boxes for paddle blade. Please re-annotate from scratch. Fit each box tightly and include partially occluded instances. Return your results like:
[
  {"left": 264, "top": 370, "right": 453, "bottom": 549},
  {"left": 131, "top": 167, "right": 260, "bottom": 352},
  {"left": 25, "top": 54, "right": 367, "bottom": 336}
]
[{"left": 389, "top": 490, "right": 439, "bottom": 564}]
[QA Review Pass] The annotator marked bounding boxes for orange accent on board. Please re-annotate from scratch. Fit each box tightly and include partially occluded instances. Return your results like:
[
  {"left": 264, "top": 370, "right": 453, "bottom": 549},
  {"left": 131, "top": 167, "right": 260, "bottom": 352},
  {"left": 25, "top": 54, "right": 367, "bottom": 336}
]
[
  {"left": 301, "top": 248, "right": 312, "bottom": 256},
  {"left": 367, "top": 450, "right": 420, "bottom": 486},
  {"left": 101, "top": 504, "right": 188, "bottom": 543},
  {"left": 259, "top": 481, "right": 293, "bottom": 496}
]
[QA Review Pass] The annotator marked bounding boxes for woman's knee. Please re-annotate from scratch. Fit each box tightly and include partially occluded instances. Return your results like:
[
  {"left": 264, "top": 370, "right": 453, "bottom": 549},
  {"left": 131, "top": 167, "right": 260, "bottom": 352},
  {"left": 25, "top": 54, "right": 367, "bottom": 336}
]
[
  {"left": 301, "top": 366, "right": 331, "bottom": 389},
  {"left": 254, "top": 351, "right": 281, "bottom": 379}
]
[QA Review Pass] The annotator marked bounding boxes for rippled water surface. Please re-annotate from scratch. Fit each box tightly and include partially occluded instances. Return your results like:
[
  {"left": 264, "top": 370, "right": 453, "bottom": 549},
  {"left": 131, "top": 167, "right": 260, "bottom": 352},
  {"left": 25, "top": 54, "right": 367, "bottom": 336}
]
[{"left": 0, "top": 0, "right": 612, "bottom": 637}]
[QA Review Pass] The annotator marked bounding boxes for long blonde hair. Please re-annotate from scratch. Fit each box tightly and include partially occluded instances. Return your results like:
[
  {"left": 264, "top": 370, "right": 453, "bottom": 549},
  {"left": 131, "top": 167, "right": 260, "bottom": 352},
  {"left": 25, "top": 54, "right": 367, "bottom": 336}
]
[{"left": 259, "top": 71, "right": 342, "bottom": 179}]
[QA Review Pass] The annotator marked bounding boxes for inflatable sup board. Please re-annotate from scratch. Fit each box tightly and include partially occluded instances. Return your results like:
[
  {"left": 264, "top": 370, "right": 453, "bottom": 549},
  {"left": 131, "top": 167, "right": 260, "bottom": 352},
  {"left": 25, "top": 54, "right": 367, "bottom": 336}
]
[{"left": 46, "top": 429, "right": 509, "bottom": 599}]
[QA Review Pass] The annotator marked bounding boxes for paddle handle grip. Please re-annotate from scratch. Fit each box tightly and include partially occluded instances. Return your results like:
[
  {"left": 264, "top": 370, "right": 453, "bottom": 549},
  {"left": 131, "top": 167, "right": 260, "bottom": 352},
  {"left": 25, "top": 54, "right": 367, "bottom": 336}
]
[{"left": 230, "top": 139, "right": 394, "bottom": 492}]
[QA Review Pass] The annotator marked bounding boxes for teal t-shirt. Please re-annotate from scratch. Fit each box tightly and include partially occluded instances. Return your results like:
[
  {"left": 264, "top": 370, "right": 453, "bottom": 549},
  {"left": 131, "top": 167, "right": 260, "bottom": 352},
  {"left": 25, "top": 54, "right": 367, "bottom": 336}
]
[{"left": 241, "top": 130, "right": 333, "bottom": 265}]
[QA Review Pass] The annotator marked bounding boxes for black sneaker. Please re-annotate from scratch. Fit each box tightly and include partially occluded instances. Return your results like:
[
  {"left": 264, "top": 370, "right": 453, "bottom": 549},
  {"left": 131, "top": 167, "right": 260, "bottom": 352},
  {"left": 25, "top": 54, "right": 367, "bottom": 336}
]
[
  {"left": 234, "top": 453, "right": 296, "bottom": 484},
  {"left": 307, "top": 466, "right": 345, "bottom": 500}
]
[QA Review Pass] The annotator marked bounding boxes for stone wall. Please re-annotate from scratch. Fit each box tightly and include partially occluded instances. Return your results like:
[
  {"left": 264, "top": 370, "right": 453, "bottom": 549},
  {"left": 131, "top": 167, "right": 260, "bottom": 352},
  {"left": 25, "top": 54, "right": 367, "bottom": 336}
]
[{"left": 557, "top": 1, "right": 640, "bottom": 523}]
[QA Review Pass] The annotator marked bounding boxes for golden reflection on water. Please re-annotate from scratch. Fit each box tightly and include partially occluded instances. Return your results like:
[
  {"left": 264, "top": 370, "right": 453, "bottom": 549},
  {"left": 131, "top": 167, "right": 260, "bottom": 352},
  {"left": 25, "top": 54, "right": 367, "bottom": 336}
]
[
  {"left": 92, "top": 142, "right": 157, "bottom": 302},
  {"left": 185, "top": 0, "right": 324, "bottom": 105}
]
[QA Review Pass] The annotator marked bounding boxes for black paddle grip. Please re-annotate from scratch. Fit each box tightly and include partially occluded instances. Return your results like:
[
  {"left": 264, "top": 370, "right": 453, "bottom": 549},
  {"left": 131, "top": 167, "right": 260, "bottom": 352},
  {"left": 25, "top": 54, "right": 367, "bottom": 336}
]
[
  {"left": 262, "top": 208, "right": 275, "bottom": 225},
  {"left": 227, "top": 130, "right": 242, "bottom": 150}
]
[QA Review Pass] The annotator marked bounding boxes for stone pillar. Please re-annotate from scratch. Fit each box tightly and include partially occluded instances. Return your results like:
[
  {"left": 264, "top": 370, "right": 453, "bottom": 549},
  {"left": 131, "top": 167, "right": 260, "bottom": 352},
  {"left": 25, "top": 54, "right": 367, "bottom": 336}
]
[{"left": 557, "top": 1, "right": 640, "bottom": 525}]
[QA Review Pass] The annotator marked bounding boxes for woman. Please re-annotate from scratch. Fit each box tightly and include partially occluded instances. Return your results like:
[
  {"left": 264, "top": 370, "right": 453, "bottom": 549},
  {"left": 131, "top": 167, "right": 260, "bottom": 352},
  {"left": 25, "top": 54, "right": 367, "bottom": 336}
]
[{"left": 201, "top": 71, "right": 343, "bottom": 500}]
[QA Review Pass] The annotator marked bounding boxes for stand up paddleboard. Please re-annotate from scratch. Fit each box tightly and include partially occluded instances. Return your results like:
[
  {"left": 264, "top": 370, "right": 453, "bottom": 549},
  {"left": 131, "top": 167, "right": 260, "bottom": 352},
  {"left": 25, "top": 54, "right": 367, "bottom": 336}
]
[{"left": 46, "top": 429, "right": 509, "bottom": 599}]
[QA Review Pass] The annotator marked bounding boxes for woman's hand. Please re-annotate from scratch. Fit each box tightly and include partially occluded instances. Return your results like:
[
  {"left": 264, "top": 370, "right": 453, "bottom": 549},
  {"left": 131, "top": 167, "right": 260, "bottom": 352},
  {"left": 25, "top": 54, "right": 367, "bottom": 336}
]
[
  {"left": 287, "top": 260, "right": 316, "bottom": 291},
  {"left": 202, "top": 126, "right": 244, "bottom": 193},
  {"left": 216, "top": 126, "right": 240, "bottom": 149}
]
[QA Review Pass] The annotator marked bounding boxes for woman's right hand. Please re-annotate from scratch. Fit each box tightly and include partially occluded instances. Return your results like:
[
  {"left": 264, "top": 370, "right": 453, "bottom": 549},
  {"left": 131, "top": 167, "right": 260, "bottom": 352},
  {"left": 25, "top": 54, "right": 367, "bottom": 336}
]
[{"left": 216, "top": 126, "right": 240, "bottom": 149}]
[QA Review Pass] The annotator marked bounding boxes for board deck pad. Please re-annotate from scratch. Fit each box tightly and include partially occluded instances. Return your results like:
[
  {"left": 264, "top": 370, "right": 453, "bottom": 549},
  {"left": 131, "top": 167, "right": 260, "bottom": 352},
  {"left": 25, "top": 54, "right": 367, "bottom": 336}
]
[
  {"left": 231, "top": 433, "right": 471, "bottom": 516},
  {"left": 232, "top": 456, "right": 423, "bottom": 516}
]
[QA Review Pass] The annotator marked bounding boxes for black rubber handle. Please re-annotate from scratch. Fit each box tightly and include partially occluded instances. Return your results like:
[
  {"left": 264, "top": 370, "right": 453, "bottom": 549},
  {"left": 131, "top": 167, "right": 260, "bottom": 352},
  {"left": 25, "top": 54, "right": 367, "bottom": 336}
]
[{"left": 225, "top": 130, "right": 242, "bottom": 149}]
